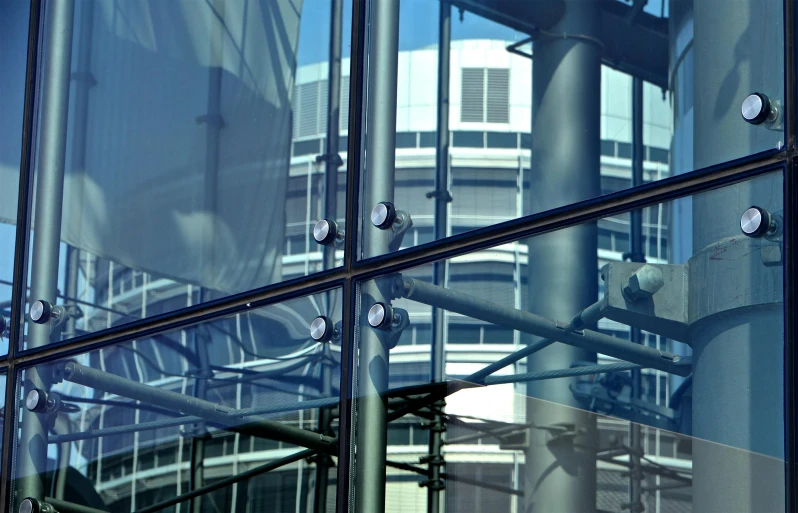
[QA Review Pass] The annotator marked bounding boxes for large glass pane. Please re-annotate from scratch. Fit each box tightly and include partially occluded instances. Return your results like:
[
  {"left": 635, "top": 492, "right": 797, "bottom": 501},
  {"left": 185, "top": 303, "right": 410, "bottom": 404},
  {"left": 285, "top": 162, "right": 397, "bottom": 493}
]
[
  {"left": 12, "top": 289, "right": 342, "bottom": 512},
  {"left": 353, "top": 172, "right": 784, "bottom": 512},
  {"left": 358, "top": 0, "right": 783, "bottom": 259},
  {"left": 20, "top": 0, "right": 351, "bottom": 349},
  {"left": 0, "top": 1, "right": 31, "bottom": 356}
]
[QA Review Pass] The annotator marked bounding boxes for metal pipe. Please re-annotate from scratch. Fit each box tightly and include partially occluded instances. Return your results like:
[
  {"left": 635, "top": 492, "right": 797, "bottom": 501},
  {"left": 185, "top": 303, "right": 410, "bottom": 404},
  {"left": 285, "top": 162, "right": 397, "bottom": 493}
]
[
  {"left": 686, "top": 0, "right": 785, "bottom": 508},
  {"left": 427, "top": 2, "right": 451, "bottom": 511},
  {"left": 627, "top": 76, "right": 645, "bottom": 513},
  {"left": 401, "top": 278, "right": 688, "bottom": 375},
  {"left": 18, "top": 1, "right": 75, "bottom": 508},
  {"left": 52, "top": 414, "right": 72, "bottom": 500},
  {"left": 355, "top": 0, "right": 400, "bottom": 511},
  {"left": 525, "top": 4, "right": 602, "bottom": 508},
  {"left": 323, "top": 0, "right": 344, "bottom": 271},
  {"left": 57, "top": 362, "right": 336, "bottom": 453},
  {"left": 132, "top": 449, "right": 315, "bottom": 513},
  {"left": 314, "top": 2, "right": 344, "bottom": 510},
  {"left": 313, "top": 344, "right": 335, "bottom": 513}
]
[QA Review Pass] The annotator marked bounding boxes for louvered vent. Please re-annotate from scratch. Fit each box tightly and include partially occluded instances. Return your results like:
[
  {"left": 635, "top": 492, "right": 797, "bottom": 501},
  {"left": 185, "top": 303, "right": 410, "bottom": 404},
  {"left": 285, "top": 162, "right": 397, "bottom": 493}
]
[
  {"left": 486, "top": 68, "right": 509, "bottom": 123},
  {"left": 460, "top": 68, "right": 485, "bottom": 122},
  {"left": 340, "top": 75, "right": 350, "bottom": 131},
  {"left": 460, "top": 67, "right": 510, "bottom": 124}
]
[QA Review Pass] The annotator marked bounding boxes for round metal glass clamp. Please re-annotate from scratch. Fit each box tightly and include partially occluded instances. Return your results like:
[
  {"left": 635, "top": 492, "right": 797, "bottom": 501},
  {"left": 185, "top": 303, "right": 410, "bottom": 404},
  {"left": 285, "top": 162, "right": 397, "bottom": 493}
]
[
  {"left": 740, "top": 206, "right": 773, "bottom": 238},
  {"left": 20, "top": 498, "right": 55, "bottom": 513},
  {"left": 29, "top": 300, "right": 53, "bottom": 324},
  {"left": 367, "top": 302, "right": 395, "bottom": 330},
  {"left": 310, "top": 316, "right": 334, "bottom": 342},
  {"left": 313, "top": 219, "right": 339, "bottom": 246},
  {"left": 741, "top": 92, "right": 772, "bottom": 125},
  {"left": 26, "top": 388, "right": 49, "bottom": 413},
  {"left": 371, "top": 202, "right": 397, "bottom": 230}
]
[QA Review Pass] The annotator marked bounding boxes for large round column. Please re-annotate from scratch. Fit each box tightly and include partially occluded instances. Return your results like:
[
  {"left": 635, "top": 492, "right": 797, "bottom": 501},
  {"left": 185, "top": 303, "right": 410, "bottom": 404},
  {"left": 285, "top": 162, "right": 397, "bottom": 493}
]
[
  {"left": 677, "top": 0, "right": 785, "bottom": 511},
  {"left": 524, "top": 1, "right": 602, "bottom": 511}
]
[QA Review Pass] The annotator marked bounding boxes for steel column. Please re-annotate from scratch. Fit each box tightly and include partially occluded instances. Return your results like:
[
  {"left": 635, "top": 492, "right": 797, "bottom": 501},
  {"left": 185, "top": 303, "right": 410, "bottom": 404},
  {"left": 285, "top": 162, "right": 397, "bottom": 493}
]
[
  {"left": 355, "top": 0, "right": 400, "bottom": 511},
  {"left": 17, "top": 1, "right": 75, "bottom": 509},
  {"left": 524, "top": 0, "right": 602, "bottom": 511},
  {"left": 427, "top": 2, "right": 451, "bottom": 512},
  {"left": 688, "top": 0, "right": 786, "bottom": 510},
  {"left": 627, "top": 76, "right": 645, "bottom": 513}
]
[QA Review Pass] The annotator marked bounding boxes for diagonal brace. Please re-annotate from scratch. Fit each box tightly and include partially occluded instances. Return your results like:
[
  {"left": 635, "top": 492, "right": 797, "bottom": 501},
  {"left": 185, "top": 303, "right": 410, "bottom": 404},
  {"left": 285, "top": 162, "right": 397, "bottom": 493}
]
[
  {"left": 54, "top": 362, "right": 336, "bottom": 454},
  {"left": 399, "top": 278, "right": 690, "bottom": 376}
]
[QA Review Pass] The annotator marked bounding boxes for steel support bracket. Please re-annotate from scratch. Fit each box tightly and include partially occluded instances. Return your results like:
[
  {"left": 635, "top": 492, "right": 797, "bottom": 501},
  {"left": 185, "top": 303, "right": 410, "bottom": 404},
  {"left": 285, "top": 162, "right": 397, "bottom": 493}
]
[{"left": 599, "top": 261, "right": 689, "bottom": 342}]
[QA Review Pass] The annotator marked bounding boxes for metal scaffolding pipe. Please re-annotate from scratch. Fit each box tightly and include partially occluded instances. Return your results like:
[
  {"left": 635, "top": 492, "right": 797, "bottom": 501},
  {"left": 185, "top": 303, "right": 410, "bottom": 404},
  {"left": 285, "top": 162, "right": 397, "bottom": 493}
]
[
  {"left": 627, "top": 75, "right": 645, "bottom": 513},
  {"left": 355, "top": 0, "right": 400, "bottom": 511},
  {"left": 57, "top": 362, "right": 336, "bottom": 453},
  {"left": 314, "top": 2, "right": 344, "bottom": 510},
  {"left": 401, "top": 278, "right": 688, "bottom": 376},
  {"left": 428, "top": 2, "right": 452, "bottom": 511},
  {"left": 18, "top": 0, "right": 75, "bottom": 508}
]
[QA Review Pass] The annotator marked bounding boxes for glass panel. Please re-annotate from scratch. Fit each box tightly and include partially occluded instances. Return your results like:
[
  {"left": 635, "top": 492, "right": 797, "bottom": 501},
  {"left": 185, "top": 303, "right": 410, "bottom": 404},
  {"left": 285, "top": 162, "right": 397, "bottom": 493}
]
[
  {"left": 12, "top": 289, "right": 342, "bottom": 512},
  {"left": 0, "top": 1, "right": 30, "bottom": 357},
  {"left": 20, "top": 0, "right": 351, "bottom": 348},
  {"left": 358, "top": 0, "right": 783, "bottom": 259},
  {"left": 354, "top": 172, "right": 784, "bottom": 511}
]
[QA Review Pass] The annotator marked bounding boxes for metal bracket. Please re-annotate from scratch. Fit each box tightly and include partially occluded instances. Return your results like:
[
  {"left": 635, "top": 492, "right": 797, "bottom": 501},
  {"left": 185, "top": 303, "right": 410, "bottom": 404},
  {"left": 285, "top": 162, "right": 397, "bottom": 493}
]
[
  {"left": 316, "top": 153, "right": 344, "bottom": 167},
  {"left": 425, "top": 189, "right": 453, "bottom": 202}
]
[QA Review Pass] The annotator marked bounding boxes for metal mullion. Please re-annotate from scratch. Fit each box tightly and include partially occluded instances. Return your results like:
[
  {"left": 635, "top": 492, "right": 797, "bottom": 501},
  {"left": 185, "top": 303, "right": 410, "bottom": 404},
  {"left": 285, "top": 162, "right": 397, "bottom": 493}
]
[
  {"left": 784, "top": 0, "right": 796, "bottom": 508},
  {"left": 1, "top": 0, "right": 42, "bottom": 509},
  {"left": 336, "top": 0, "right": 367, "bottom": 508},
  {"left": 8, "top": 159, "right": 788, "bottom": 374},
  {"left": 351, "top": 155, "right": 785, "bottom": 280},
  {"left": 12, "top": 274, "right": 346, "bottom": 365}
]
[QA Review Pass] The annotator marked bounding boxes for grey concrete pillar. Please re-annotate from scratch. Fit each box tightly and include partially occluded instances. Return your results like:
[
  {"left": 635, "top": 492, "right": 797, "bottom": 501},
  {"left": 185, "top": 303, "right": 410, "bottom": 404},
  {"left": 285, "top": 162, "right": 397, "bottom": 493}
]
[{"left": 524, "top": 1, "right": 602, "bottom": 511}]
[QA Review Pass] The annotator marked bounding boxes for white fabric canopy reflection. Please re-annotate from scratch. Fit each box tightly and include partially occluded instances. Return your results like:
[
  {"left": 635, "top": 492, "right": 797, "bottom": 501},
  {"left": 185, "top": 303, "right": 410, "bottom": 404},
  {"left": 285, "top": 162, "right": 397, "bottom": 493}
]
[{"left": 1, "top": 0, "right": 303, "bottom": 294}]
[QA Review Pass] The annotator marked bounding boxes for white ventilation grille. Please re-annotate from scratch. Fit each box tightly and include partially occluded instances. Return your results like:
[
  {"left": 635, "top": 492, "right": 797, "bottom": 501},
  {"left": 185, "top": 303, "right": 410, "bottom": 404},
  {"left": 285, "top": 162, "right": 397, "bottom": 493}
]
[
  {"left": 461, "top": 68, "right": 485, "bottom": 122},
  {"left": 486, "top": 68, "right": 509, "bottom": 123},
  {"left": 340, "top": 75, "right": 350, "bottom": 131},
  {"left": 460, "top": 67, "right": 510, "bottom": 124}
]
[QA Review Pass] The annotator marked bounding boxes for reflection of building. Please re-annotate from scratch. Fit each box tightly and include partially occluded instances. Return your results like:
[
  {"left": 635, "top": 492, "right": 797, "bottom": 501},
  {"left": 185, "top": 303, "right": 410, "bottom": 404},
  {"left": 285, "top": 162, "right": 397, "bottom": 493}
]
[{"left": 67, "top": 40, "right": 688, "bottom": 513}]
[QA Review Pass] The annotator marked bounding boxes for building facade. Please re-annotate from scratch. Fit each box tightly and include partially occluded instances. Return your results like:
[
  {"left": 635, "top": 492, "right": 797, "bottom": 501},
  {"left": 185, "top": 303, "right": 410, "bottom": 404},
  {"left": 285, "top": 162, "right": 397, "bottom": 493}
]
[{"left": 0, "top": 1, "right": 791, "bottom": 513}]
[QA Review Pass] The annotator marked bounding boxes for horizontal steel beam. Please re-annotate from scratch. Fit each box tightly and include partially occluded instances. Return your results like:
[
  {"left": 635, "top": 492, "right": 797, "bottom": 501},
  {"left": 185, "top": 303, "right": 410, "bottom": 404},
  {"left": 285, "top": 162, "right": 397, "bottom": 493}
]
[
  {"left": 45, "top": 498, "right": 108, "bottom": 513},
  {"left": 400, "top": 278, "right": 691, "bottom": 376},
  {"left": 57, "top": 362, "right": 336, "bottom": 453}
]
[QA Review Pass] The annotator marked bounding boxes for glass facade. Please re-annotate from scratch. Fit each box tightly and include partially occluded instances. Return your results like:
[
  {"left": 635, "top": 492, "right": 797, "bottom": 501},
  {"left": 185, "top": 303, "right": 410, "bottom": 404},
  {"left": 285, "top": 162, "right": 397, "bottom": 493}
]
[{"left": 0, "top": 0, "right": 794, "bottom": 513}]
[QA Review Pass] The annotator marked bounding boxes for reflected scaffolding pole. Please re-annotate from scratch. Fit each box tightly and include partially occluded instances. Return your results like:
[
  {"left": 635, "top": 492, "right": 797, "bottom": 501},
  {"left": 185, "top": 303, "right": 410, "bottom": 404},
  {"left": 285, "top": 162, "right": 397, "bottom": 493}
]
[
  {"left": 627, "top": 76, "right": 646, "bottom": 513},
  {"left": 314, "top": 1, "right": 344, "bottom": 511},
  {"left": 354, "top": 0, "right": 400, "bottom": 511},
  {"left": 427, "top": 1, "right": 451, "bottom": 512},
  {"left": 17, "top": 1, "right": 75, "bottom": 510}
]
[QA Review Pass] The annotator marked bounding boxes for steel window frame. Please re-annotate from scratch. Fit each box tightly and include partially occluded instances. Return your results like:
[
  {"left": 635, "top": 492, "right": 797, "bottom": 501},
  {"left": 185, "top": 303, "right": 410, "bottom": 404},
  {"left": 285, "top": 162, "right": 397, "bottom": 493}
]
[{"left": 0, "top": 0, "right": 796, "bottom": 511}]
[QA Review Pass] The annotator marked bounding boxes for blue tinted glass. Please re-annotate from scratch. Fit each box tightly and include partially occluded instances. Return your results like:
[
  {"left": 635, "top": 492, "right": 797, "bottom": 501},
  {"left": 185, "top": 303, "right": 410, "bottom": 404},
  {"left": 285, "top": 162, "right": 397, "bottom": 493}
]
[
  {"left": 13, "top": 289, "right": 342, "bottom": 512},
  {"left": 20, "top": 0, "right": 351, "bottom": 349},
  {"left": 354, "top": 172, "right": 784, "bottom": 511}
]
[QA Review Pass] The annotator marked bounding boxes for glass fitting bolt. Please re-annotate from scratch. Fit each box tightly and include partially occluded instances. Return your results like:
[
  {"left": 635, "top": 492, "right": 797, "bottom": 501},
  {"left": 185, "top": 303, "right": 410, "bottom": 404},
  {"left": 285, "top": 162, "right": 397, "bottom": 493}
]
[
  {"left": 740, "top": 206, "right": 776, "bottom": 238},
  {"left": 313, "top": 219, "right": 340, "bottom": 245},
  {"left": 310, "top": 316, "right": 334, "bottom": 342},
  {"left": 367, "top": 302, "right": 395, "bottom": 330},
  {"left": 371, "top": 202, "right": 397, "bottom": 230},
  {"left": 25, "top": 388, "right": 50, "bottom": 413},
  {"left": 741, "top": 92, "right": 777, "bottom": 125},
  {"left": 29, "top": 300, "right": 53, "bottom": 324}
]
